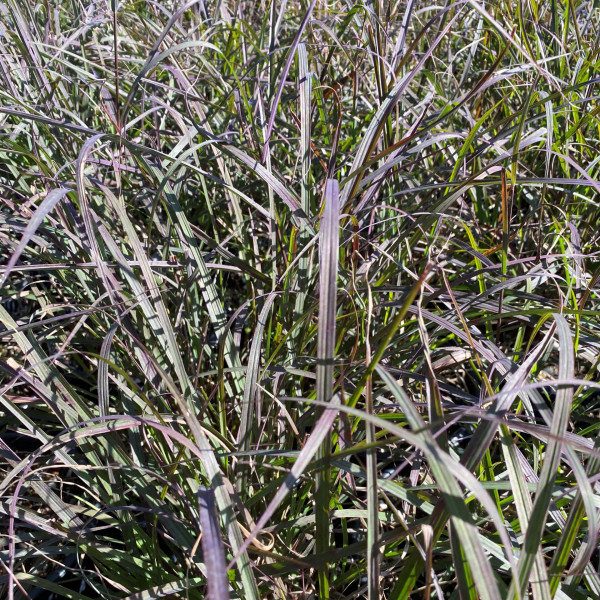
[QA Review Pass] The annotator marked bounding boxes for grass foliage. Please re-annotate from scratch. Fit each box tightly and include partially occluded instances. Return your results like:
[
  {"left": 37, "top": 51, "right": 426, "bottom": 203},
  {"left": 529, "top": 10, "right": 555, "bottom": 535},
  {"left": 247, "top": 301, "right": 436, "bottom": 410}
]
[{"left": 1, "top": 0, "right": 600, "bottom": 598}]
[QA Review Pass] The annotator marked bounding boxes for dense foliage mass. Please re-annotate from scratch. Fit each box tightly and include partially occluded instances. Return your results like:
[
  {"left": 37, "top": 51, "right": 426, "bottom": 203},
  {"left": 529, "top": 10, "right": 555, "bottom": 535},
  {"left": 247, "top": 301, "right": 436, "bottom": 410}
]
[{"left": 1, "top": 0, "right": 600, "bottom": 598}]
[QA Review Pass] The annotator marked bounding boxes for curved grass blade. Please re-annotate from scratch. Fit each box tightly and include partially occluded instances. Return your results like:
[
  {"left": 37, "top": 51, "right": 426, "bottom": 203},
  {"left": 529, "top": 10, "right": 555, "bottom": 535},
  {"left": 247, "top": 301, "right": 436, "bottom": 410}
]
[
  {"left": 0, "top": 187, "right": 70, "bottom": 288},
  {"left": 375, "top": 366, "right": 514, "bottom": 600},
  {"left": 510, "top": 315, "right": 575, "bottom": 598}
]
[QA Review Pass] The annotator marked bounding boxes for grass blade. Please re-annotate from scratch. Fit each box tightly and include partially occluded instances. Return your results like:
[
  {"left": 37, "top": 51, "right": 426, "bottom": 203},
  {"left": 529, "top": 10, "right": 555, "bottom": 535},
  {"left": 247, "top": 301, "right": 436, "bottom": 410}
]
[{"left": 315, "top": 179, "right": 340, "bottom": 599}]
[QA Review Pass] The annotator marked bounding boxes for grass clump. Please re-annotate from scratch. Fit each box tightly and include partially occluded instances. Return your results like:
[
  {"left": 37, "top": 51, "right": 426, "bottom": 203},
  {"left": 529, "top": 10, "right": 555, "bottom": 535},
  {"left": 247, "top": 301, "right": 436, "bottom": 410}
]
[{"left": 1, "top": 0, "right": 600, "bottom": 598}]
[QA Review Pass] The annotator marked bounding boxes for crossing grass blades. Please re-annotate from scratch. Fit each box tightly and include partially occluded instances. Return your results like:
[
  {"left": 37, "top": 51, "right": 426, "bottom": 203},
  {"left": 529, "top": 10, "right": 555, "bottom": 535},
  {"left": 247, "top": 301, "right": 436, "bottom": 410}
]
[{"left": 1, "top": 0, "right": 600, "bottom": 599}]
